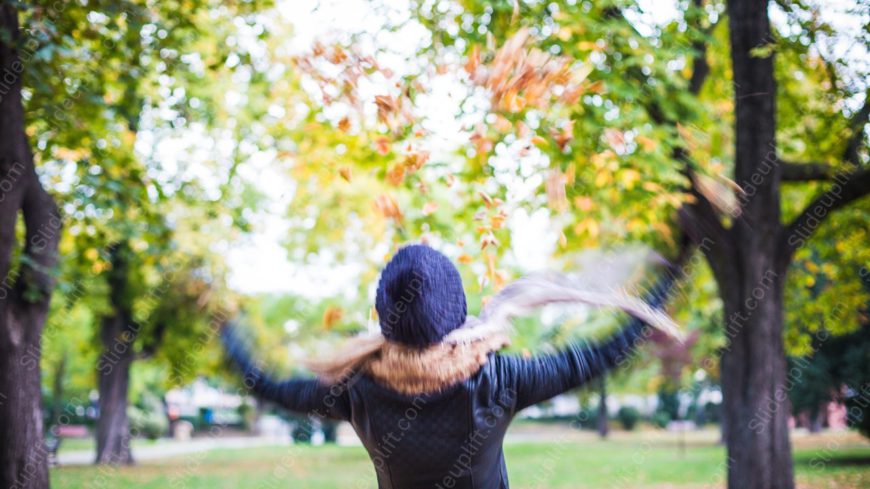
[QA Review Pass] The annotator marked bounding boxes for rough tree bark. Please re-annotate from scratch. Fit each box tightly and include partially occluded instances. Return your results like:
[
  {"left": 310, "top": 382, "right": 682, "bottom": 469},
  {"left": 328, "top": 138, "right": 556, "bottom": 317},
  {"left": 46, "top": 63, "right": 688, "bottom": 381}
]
[
  {"left": 95, "top": 242, "right": 137, "bottom": 465},
  {"left": 718, "top": 1, "right": 795, "bottom": 488},
  {"left": 0, "top": 4, "right": 62, "bottom": 489}
]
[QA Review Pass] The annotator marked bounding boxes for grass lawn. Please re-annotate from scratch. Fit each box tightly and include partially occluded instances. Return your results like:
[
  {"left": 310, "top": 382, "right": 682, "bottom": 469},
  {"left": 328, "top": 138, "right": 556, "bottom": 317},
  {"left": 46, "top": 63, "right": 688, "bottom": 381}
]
[
  {"left": 51, "top": 428, "right": 870, "bottom": 488},
  {"left": 57, "top": 437, "right": 158, "bottom": 455}
]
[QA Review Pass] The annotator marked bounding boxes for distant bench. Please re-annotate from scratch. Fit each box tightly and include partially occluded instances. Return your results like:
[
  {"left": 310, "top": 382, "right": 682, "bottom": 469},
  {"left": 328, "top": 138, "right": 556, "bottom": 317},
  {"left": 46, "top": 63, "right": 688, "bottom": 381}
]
[{"left": 45, "top": 424, "right": 89, "bottom": 465}]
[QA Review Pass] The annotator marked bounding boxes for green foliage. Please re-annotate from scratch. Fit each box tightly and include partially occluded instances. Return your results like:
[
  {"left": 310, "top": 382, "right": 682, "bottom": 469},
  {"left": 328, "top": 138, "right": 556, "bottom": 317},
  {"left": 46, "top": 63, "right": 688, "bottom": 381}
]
[
  {"left": 617, "top": 405, "right": 641, "bottom": 431},
  {"left": 789, "top": 314, "right": 870, "bottom": 439}
]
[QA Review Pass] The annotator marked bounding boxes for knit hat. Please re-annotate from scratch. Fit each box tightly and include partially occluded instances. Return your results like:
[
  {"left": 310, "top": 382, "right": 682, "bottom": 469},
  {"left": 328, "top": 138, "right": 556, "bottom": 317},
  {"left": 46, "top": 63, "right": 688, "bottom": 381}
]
[{"left": 375, "top": 244, "right": 468, "bottom": 348}]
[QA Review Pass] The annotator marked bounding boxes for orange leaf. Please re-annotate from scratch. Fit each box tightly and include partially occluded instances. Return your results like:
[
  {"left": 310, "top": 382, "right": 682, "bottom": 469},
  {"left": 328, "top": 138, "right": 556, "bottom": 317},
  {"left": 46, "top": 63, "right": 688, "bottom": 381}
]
[
  {"left": 323, "top": 306, "right": 344, "bottom": 329},
  {"left": 374, "top": 194, "right": 403, "bottom": 222},
  {"left": 386, "top": 164, "right": 405, "bottom": 185},
  {"left": 374, "top": 137, "right": 391, "bottom": 155}
]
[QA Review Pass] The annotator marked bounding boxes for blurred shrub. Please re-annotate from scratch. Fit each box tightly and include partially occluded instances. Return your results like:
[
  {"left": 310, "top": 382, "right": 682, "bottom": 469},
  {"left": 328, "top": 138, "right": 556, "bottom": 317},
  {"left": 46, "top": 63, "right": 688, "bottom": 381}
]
[
  {"left": 650, "top": 411, "right": 671, "bottom": 429},
  {"left": 129, "top": 392, "right": 168, "bottom": 440},
  {"left": 617, "top": 406, "right": 640, "bottom": 431}
]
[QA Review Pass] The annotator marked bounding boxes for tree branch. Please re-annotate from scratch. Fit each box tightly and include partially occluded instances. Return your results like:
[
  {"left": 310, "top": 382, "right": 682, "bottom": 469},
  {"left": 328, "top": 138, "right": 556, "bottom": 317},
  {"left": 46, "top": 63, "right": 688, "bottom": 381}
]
[
  {"left": 781, "top": 167, "right": 870, "bottom": 256},
  {"left": 777, "top": 93, "right": 869, "bottom": 256},
  {"left": 780, "top": 160, "right": 835, "bottom": 182}
]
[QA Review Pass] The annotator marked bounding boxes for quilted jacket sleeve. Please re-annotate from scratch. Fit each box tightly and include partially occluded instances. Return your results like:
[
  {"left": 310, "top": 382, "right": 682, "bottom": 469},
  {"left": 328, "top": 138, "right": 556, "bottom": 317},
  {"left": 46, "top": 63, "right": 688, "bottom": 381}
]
[
  {"left": 496, "top": 270, "right": 676, "bottom": 412},
  {"left": 221, "top": 326, "right": 352, "bottom": 421}
]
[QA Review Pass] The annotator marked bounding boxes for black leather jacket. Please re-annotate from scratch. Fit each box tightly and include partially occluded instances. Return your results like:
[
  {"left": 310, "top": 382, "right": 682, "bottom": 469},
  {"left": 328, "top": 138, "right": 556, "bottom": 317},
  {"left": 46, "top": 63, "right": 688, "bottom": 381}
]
[{"left": 223, "top": 277, "right": 671, "bottom": 488}]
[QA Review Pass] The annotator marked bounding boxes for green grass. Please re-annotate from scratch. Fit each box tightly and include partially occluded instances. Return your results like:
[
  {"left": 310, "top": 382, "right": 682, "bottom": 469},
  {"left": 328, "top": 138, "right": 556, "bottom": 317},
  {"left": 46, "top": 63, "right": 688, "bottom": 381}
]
[
  {"left": 51, "top": 429, "right": 870, "bottom": 488},
  {"left": 56, "top": 437, "right": 158, "bottom": 455}
]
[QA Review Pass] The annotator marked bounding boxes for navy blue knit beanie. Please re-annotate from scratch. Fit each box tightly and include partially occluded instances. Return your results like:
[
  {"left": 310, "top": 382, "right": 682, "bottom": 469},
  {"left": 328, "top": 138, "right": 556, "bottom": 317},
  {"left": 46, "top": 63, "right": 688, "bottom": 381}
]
[{"left": 375, "top": 244, "right": 467, "bottom": 348}]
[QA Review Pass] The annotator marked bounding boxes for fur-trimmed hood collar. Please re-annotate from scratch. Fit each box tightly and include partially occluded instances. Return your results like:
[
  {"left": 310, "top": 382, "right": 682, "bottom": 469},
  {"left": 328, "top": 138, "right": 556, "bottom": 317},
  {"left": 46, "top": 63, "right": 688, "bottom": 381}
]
[{"left": 362, "top": 333, "right": 509, "bottom": 395}]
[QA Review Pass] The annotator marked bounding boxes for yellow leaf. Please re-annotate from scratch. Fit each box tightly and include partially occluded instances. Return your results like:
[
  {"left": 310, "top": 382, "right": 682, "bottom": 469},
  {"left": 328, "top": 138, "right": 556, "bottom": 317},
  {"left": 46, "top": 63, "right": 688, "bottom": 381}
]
[{"left": 620, "top": 169, "right": 641, "bottom": 189}]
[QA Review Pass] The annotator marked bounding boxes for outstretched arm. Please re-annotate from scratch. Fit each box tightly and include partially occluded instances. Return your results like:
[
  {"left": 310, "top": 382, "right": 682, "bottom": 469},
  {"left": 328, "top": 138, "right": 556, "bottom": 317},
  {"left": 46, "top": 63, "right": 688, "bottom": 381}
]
[
  {"left": 497, "top": 270, "right": 677, "bottom": 412},
  {"left": 221, "top": 326, "right": 352, "bottom": 421}
]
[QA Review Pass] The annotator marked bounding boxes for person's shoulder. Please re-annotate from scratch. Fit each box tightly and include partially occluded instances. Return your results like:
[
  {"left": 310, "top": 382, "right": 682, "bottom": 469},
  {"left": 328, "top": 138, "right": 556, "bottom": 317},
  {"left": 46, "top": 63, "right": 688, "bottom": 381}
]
[
  {"left": 478, "top": 352, "right": 522, "bottom": 385},
  {"left": 472, "top": 353, "right": 521, "bottom": 407}
]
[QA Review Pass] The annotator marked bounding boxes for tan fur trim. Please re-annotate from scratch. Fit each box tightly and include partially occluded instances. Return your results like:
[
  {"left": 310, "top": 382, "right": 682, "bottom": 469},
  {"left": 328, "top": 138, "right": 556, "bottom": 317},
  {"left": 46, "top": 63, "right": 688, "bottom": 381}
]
[{"left": 363, "top": 334, "right": 510, "bottom": 395}]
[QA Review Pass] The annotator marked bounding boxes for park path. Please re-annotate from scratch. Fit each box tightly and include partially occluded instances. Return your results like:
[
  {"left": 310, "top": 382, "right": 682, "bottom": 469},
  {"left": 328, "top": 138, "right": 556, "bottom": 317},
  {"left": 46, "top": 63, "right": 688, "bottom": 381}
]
[{"left": 56, "top": 436, "right": 289, "bottom": 466}]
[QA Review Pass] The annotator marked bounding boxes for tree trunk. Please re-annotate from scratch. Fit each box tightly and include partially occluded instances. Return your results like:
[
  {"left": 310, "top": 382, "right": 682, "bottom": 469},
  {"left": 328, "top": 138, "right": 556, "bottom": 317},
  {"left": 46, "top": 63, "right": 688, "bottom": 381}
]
[
  {"left": 596, "top": 376, "right": 608, "bottom": 439},
  {"left": 95, "top": 243, "right": 137, "bottom": 465},
  {"left": 49, "top": 353, "right": 68, "bottom": 427},
  {"left": 720, "top": 279, "right": 793, "bottom": 489},
  {"left": 0, "top": 4, "right": 61, "bottom": 489},
  {"left": 95, "top": 317, "right": 135, "bottom": 465},
  {"left": 719, "top": 1, "right": 795, "bottom": 488},
  {"left": 809, "top": 405, "right": 825, "bottom": 434}
]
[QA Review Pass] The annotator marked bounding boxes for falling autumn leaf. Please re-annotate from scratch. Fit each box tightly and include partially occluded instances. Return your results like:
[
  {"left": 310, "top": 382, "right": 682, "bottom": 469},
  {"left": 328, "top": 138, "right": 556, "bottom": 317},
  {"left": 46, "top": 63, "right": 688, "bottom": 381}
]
[
  {"left": 479, "top": 190, "right": 496, "bottom": 208},
  {"left": 337, "top": 116, "right": 351, "bottom": 132},
  {"left": 375, "top": 95, "right": 398, "bottom": 124},
  {"left": 545, "top": 169, "right": 568, "bottom": 212},
  {"left": 338, "top": 166, "right": 352, "bottom": 182},
  {"left": 480, "top": 232, "right": 500, "bottom": 250},
  {"left": 458, "top": 254, "right": 474, "bottom": 264},
  {"left": 374, "top": 137, "right": 391, "bottom": 155},
  {"left": 386, "top": 164, "right": 405, "bottom": 185},
  {"left": 323, "top": 306, "right": 344, "bottom": 329},
  {"left": 531, "top": 135, "right": 548, "bottom": 147},
  {"left": 403, "top": 150, "right": 429, "bottom": 172},
  {"left": 552, "top": 120, "right": 574, "bottom": 150},
  {"left": 374, "top": 194, "right": 403, "bottom": 222},
  {"left": 490, "top": 210, "right": 508, "bottom": 230},
  {"left": 327, "top": 45, "right": 347, "bottom": 64}
]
